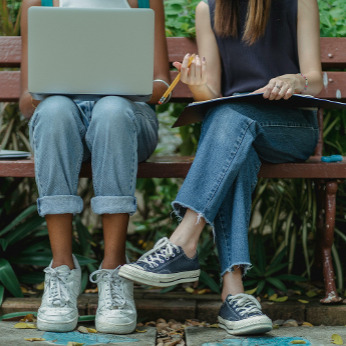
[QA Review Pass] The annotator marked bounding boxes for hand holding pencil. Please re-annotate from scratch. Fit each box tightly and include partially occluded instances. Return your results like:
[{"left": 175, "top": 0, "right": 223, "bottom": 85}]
[{"left": 158, "top": 54, "right": 196, "bottom": 105}]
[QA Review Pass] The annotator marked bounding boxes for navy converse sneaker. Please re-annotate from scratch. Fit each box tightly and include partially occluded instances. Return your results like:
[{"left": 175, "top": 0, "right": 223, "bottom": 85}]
[
  {"left": 218, "top": 293, "right": 273, "bottom": 335},
  {"left": 119, "top": 237, "right": 200, "bottom": 287}
]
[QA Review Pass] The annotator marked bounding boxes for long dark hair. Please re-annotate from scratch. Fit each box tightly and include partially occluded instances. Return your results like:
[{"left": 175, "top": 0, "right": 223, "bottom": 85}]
[{"left": 214, "top": 0, "right": 272, "bottom": 45}]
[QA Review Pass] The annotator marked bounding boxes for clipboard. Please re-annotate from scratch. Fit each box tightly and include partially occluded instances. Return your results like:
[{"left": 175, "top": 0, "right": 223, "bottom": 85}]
[{"left": 172, "top": 93, "right": 346, "bottom": 127}]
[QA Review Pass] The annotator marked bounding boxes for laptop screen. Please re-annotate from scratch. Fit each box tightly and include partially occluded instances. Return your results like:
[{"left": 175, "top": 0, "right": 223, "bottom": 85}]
[{"left": 28, "top": 7, "right": 155, "bottom": 101}]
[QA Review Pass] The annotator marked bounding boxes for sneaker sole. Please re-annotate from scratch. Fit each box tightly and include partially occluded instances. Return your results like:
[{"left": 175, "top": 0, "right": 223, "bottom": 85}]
[
  {"left": 119, "top": 265, "right": 200, "bottom": 287},
  {"left": 37, "top": 317, "right": 78, "bottom": 332},
  {"left": 218, "top": 315, "right": 273, "bottom": 335},
  {"left": 96, "top": 319, "right": 137, "bottom": 334}
]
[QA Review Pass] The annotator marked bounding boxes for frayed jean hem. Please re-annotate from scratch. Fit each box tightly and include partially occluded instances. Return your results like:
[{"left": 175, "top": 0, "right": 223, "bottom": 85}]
[
  {"left": 221, "top": 262, "right": 252, "bottom": 278},
  {"left": 91, "top": 196, "right": 137, "bottom": 215},
  {"left": 37, "top": 195, "right": 83, "bottom": 217},
  {"left": 171, "top": 200, "right": 215, "bottom": 230}
]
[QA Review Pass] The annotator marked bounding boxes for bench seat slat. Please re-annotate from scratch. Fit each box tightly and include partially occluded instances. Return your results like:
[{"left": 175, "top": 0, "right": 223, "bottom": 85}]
[{"left": 1, "top": 157, "right": 345, "bottom": 179}]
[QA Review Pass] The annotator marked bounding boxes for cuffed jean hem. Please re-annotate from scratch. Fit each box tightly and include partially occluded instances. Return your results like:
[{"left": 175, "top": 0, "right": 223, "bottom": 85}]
[
  {"left": 221, "top": 262, "right": 252, "bottom": 278},
  {"left": 91, "top": 196, "right": 137, "bottom": 215},
  {"left": 171, "top": 200, "right": 214, "bottom": 229},
  {"left": 37, "top": 195, "right": 83, "bottom": 217}
]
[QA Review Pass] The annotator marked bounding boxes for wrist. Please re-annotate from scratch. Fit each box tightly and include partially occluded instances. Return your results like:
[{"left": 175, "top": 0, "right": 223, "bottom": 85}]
[{"left": 298, "top": 73, "right": 308, "bottom": 93}]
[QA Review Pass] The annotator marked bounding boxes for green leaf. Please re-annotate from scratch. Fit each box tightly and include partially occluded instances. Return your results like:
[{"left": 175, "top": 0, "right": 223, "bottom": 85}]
[
  {"left": 276, "top": 274, "right": 306, "bottom": 282},
  {"left": 4, "top": 214, "right": 45, "bottom": 246},
  {"left": 78, "top": 315, "right": 95, "bottom": 322},
  {"left": 0, "top": 284, "right": 4, "bottom": 306},
  {"left": 0, "top": 311, "right": 37, "bottom": 321},
  {"left": 0, "top": 205, "right": 37, "bottom": 237},
  {"left": 160, "top": 285, "right": 177, "bottom": 294},
  {"left": 0, "top": 258, "right": 23, "bottom": 297},
  {"left": 266, "top": 277, "right": 287, "bottom": 292},
  {"left": 199, "top": 270, "right": 221, "bottom": 294}
]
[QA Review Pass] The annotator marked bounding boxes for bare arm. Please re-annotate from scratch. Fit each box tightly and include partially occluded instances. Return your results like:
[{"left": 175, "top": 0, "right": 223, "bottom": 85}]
[
  {"left": 255, "top": 0, "right": 323, "bottom": 100},
  {"left": 173, "top": 1, "right": 221, "bottom": 101},
  {"left": 148, "top": 0, "right": 170, "bottom": 104},
  {"left": 19, "top": 0, "right": 42, "bottom": 119}
]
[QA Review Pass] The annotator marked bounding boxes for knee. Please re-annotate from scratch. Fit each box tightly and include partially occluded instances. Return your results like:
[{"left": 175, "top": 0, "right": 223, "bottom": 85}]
[
  {"left": 33, "top": 96, "right": 78, "bottom": 128},
  {"left": 30, "top": 96, "right": 82, "bottom": 143},
  {"left": 91, "top": 96, "right": 136, "bottom": 133}
]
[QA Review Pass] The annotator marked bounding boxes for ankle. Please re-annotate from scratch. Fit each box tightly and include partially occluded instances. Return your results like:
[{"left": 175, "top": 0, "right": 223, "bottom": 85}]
[
  {"left": 52, "top": 258, "right": 75, "bottom": 270},
  {"left": 169, "top": 236, "right": 197, "bottom": 258},
  {"left": 101, "top": 259, "right": 126, "bottom": 269}
]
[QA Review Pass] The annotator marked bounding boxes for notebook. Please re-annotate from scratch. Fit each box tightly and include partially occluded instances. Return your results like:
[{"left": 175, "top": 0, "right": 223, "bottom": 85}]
[
  {"left": 172, "top": 93, "right": 346, "bottom": 127},
  {"left": 27, "top": 7, "right": 155, "bottom": 101}
]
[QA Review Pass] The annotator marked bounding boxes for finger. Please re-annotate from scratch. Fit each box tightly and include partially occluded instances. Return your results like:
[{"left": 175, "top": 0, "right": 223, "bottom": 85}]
[
  {"left": 263, "top": 80, "right": 276, "bottom": 98},
  {"left": 275, "top": 84, "right": 289, "bottom": 100},
  {"left": 172, "top": 61, "right": 182, "bottom": 71},
  {"left": 189, "top": 57, "right": 197, "bottom": 81},
  {"left": 180, "top": 54, "right": 191, "bottom": 82},
  {"left": 201, "top": 56, "right": 207, "bottom": 84},
  {"left": 284, "top": 88, "right": 294, "bottom": 100},
  {"left": 195, "top": 55, "right": 203, "bottom": 81},
  {"left": 269, "top": 83, "right": 283, "bottom": 100},
  {"left": 253, "top": 87, "right": 265, "bottom": 94}
]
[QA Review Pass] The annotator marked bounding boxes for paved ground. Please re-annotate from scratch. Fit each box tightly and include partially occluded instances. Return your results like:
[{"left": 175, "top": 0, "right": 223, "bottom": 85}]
[
  {"left": 0, "top": 322, "right": 156, "bottom": 345},
  {"left": 1, "top": 292, "right": 346, "bottom": 325},
  {"left": 186, "top": 326, "right": 346, "bottom": 346},
  {"left": 1, "top": 292, "right": 346, "bottom": 345},
  {"left": 1, "top": 322, "right": 346, "bottom": 345}
]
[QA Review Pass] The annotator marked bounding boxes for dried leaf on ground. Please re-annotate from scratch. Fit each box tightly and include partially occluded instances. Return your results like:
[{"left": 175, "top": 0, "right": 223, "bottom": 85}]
[
  {"left": 298, "top": 299, "right": 309, "bottom": 304},
  {"left": 35, "top": 282, "right": 45, "bottom": 291},
  {"left": 66, "top": 342, "right": 85, "bottom": 346},
  {"left": 269, "top": 295, "right": 288, "bottom": 302},
  {"left": 331, "top": 334, "right": 344, "bottom": 345},
  {"left": 77, "top": 326, "right": 97, "bottom": 333},
  {"left": 185, "top": 287, "right": 194, "bottom": 293},
  {"left": 244, "top": 287, "right": 257, "bottom": 295},
  {"left": 24, "top": 338, "right": 45, "bottom": 342},
  {"left": 302, "top": 322, "right": 313, "bottom": 327},
  {"left": 306, "top": 290, "right": 318, "bottom": 298},
  {"left": 20, "top": 314, "right": 36, "bottom": 322},
  {"left": 290, "top": 341, "right": 306, "bottom": 344},
  {"left": 14, "top": 322, "right": 36, "bottom": 329}
]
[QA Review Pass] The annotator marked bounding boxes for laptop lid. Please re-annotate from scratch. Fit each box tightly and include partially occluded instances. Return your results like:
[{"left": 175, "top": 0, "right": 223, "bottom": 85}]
[{"left": 27, "top": 7, "right": 154, "bottom": 101}]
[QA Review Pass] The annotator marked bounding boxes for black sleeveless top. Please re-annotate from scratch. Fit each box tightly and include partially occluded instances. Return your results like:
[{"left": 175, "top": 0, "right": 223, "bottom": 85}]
[{"left": 207, "top": 0, "right": 299, "bottom": 96}]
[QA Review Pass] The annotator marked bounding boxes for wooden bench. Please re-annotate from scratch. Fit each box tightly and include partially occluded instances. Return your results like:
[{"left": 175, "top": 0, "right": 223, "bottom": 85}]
[{"left": 1, "top": 36, "right": 345, "bottom": 303}]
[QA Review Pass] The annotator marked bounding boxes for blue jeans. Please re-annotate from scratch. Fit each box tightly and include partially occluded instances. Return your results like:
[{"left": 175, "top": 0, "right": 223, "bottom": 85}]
[
  {"left": 29, "top": 95, "right": 158, "bottom": 217},
  {"left": 172, "top": 102, "right": 319, "bottom": 277}
]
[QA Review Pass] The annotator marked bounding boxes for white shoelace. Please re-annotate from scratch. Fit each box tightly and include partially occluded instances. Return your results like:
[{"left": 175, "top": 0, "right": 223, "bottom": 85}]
[
  {"left": 44, "top": 267, "right": 71, "bottom": 306},
  {"left": 137, "top": 237, "right": 180, "bottom": 268},
  {"left": 227, "top": 294, "right": 262, "bottom": 316},
  {"left": 90, "top": 269, "right": 126, "bottom": 309}
]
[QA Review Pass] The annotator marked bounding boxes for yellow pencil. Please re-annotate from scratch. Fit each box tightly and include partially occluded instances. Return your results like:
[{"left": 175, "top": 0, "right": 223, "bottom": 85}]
[{"left": 158, "top": 54, "right": 195, "bottom": 105}]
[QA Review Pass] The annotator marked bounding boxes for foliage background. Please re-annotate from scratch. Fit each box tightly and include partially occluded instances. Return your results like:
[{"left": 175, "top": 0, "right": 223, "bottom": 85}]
[{"left": 0, "top": 0, "right": 345, "bottom": 302}]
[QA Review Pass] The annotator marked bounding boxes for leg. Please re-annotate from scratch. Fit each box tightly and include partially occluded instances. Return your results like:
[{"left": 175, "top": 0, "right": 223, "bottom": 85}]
[
  {"left": 102, "top": 213, "right": 129, "bottom": 269},
  {"left": 120, "top": 104, "right": 261, "bottom": 286},
  {"left": 86, "top": 97, "right": 158, "bottom": 334},
  {"left": 46, "top": 214, "right": 74, "bottom": 269},
  {"left": 29, "top": 96, "right": 86, "bottom": 216},
  {"left": 29, "top": 96, "right": 86, "bottom": 331},
  {"left": 86, "top": 96, "right": 158, "bottom": 215}
]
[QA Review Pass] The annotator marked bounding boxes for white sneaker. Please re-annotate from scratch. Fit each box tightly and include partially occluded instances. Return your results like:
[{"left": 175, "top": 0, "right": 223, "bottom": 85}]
[
  {"left": 37, "top": 255, "right": 81, "bottom": 332},
  {"left": 90, "top": 266, "right": 137, "bottom": 334}
]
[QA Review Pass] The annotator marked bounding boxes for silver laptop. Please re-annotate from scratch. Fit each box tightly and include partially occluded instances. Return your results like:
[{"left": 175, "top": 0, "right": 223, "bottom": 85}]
[{"left": 28, "top": 7, "right": 154, "bottom": 101}]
